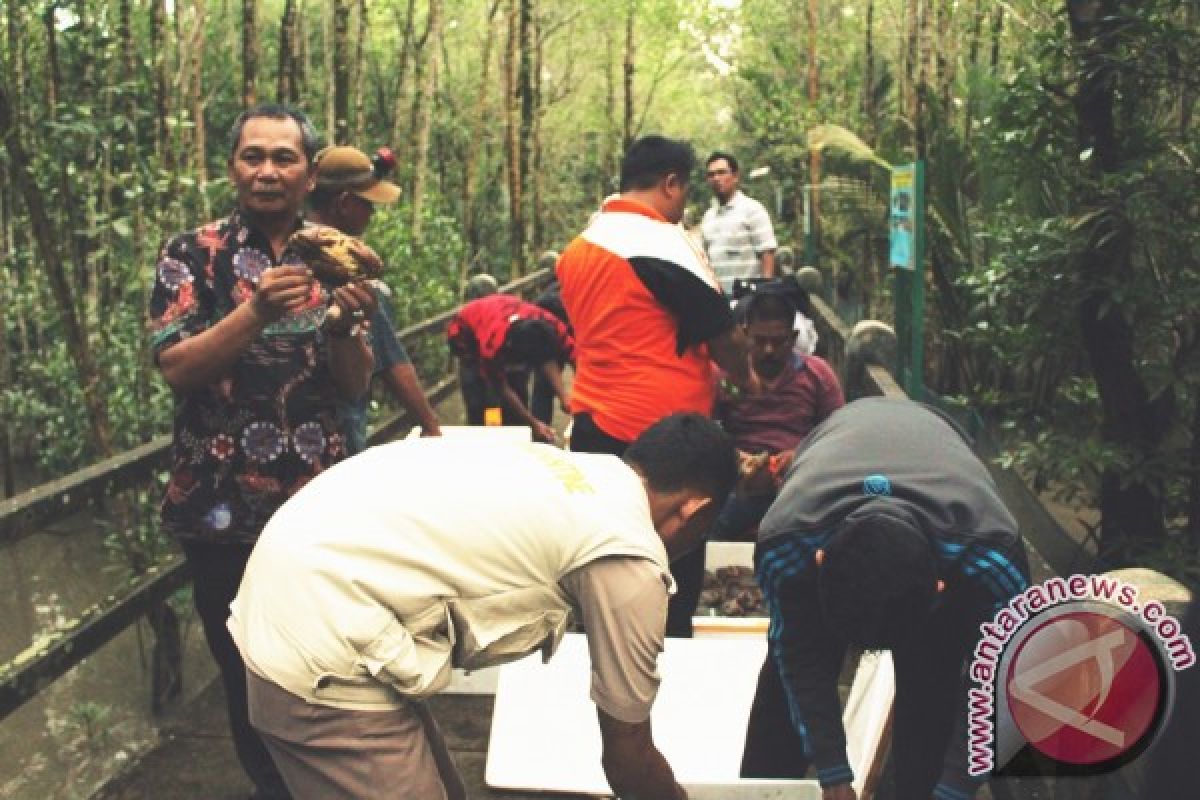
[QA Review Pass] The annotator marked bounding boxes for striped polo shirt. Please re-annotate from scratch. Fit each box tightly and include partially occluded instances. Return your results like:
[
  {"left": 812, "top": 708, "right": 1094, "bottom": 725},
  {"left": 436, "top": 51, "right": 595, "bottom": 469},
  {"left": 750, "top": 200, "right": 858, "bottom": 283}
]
[{"left": 701, "top": 190, "right": 778, "bottom": 293}]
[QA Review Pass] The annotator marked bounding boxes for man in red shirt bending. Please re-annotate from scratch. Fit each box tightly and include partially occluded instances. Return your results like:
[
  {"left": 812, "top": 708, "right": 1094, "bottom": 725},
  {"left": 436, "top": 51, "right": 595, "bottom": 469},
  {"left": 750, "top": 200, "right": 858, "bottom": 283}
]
[{"left": 446, "top": 293, "right": 574, "bottom": 443}]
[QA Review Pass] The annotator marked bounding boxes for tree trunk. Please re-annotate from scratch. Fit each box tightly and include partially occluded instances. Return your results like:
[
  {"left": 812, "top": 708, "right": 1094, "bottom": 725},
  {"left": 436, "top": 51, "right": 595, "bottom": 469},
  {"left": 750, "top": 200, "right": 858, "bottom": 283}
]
[
  {"left": 409, "top": 0, "right": 441, "bottom": 244},
  {"left": 1067, "top": 0, "right": 1167, "bottom": 556},
  {"left": 904, "top": 0, "right": 919, "bottom": 132},
  {"left": 352, "top": 0, "right": 368, "bottom": 141},
  {"left": 242, "top": 0, "right": 258, "bottom": 107},
  {"left": 0, "top": 170, "right": 12, "bottom": 496},
  {"left": 963, "top": 0, "right": 984, "bottom": 141},
  {"left": 295, "top": 0, "right": 309, "bottom": 101},
  {"left": 42, "top": 7, "right": 63, "bottom": 112},
  {"left": 0, "top": 81, "right": 114, "bottom": 457},
  {"left": 150, "top": 0, "right": 171, "bottom": 168},
  {"left": 189, "top": 0, "right": 210, "bottom": 216},
  {"left": 603, "top": 31, "right": 617, "bottom": 196},
  {"left": 5, "top": 2, "right": 23, "bottom": 123},
  {"left": 517, "top": 0, "right": 535, "bottom": 260},
  {"left": 622, "top": 2, "right": 635, "bottom": 151},
  {"left": 531, "top": 6, "right": 545, "bottom": 252},
  {"left": 914, "top": 0, "right": 930, "bottom": 159},
  {"left": 277, "top": 0, "right": 297, "bottom": 103},
  {"left": 463, "top": 0, "right": 501, "bottom": 263},
  {"left": 389, "top": 0, "right": 418, "bottom": 152},
  {"left": 989, "top": 4, "right": 1005, "bottom": 71},
  {"left": 1189, "top": 390, "right": 1200, "bottom": 538},
  {"left": 936, "top": 0, "right": 955, "bottom": 114},
  {"left": 1181, "top": 1, "right": 1194, "bottom": 138},
  {"left": 147, "top": 602, "right": 184, "bottom": 714},
  {"left": 331, "top": 0, "right": 351, "bottom": 143},
  {"left": 806, "top": 0, "right": 821, "bottom": 271},
  {"left": 504, "top": 0, "right": 523, "bottom": 276},
  {"left": 863, "top": 0, "right": 876, "bottom": 141}
]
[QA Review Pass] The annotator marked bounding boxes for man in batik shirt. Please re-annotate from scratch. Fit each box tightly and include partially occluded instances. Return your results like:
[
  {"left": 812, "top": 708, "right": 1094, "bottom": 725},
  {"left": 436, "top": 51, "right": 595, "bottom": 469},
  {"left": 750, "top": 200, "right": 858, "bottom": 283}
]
[{"left": 148, "top": 104, "right": 374, "bottom": 799}]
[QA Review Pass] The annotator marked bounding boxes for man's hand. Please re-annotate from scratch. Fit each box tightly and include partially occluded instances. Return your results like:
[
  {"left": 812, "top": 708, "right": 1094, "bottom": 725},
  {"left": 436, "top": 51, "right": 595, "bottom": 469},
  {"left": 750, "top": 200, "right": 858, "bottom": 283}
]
[
  {"left": 597, "top": 710, "right": 687, "bottom": 800},
  {"left": 252, "top": 265, "right": 314, "bottom": 322},
  {"left": 736, "top": 450, "right": 775, "bottom": 496},
  {"left": 532, "top": 419, "right": 558, "bottom": 444},
  {"left": 822, "top": 784, "right": 856, "bottom": 800},
  {"left": 326, "top": 281, "right": 379, "bottom": 336},
  {"left": 768, "top": 449, "right": 794, "bottom": 487}
]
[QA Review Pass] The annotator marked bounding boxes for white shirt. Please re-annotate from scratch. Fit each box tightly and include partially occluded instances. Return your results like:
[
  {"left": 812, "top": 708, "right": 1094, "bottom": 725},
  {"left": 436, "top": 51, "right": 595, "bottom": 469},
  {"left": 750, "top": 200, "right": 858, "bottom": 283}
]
[{"left": 701, "top": 190, "right": 778, "bottom": 293}]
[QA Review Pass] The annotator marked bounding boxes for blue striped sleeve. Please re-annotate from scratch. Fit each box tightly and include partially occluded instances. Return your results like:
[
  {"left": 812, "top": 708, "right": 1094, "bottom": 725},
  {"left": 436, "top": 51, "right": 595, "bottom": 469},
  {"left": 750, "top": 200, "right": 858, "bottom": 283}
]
[{"left": 757, "top": 533, "right": 852, "bottom": 786}]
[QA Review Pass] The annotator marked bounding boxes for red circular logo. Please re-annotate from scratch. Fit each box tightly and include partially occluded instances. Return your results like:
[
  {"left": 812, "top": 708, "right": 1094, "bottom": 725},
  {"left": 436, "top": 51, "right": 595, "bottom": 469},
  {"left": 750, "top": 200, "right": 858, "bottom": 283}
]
[{"left": 1006, "top": 611, "right": 1162, "bottom": 765}]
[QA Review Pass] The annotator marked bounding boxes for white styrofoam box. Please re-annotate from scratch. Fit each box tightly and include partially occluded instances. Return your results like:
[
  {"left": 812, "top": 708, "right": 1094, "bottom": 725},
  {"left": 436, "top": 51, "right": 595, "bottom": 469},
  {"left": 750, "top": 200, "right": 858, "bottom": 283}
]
[
  {"left": 444, "top": 666, "right": 501, "bottom": 694},
  {"left": 704, "top": 540, "right": 755, "bottom": 571},
  {"left": 405, "top": 424, "right": 531, "bottom": 441},
  {"left": 694, "top": 540, "right": 767, "bottom": 638},
  {"left": 684, "top": 783, "right": 821, "bottom": 800},
  {"left": 486, "top": 633, "right": 822, "bottom": 796}
]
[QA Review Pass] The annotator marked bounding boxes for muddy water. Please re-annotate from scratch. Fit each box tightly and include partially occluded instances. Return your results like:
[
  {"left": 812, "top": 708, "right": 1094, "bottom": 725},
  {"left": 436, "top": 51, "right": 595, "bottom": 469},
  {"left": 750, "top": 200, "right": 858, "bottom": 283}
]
[
  {"left": 0, "top": 393, "right": 477, "bottom": 799},
  {"left": 0, "top": 513, "right": 215, "bottom": 799}
]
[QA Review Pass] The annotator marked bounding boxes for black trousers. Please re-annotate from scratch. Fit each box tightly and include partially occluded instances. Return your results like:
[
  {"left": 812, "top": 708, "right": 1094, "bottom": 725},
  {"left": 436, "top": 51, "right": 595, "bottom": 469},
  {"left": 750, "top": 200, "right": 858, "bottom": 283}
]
[
  {"left": 741, "top": 604, "right": 974, "bottom": 799},
  {"left": 530, "top": 368, "right": 557, "bottom": 426},
  {"left": 569, "top": 413, "right": 705, "bottom": 638},
  {"left": 460, "top": 361, "right": 532, "bottom": 426},
  {"left": 181, "top": 540, "right": 291, "bottom": 800}
]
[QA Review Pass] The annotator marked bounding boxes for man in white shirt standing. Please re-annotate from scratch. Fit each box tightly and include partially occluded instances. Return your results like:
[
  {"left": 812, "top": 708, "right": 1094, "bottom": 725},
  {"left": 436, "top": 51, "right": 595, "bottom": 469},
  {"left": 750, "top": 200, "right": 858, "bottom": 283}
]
[{"left": 700, "top": 151, "right": 778, "bottom": 295}]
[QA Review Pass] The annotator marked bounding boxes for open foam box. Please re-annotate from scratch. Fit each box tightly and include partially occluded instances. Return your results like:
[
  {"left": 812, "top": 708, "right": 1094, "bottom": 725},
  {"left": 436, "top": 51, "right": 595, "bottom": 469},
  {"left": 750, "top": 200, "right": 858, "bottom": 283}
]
[{"left": 693, "top": 540, "right": 769, "bottom": 638}]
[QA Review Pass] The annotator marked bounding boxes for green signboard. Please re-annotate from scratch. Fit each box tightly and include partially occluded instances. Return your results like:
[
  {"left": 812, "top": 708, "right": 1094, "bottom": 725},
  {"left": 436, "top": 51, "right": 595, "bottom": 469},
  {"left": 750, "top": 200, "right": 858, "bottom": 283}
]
[{"left": 891, "top": 162, "right": 925, "bottom": 399}]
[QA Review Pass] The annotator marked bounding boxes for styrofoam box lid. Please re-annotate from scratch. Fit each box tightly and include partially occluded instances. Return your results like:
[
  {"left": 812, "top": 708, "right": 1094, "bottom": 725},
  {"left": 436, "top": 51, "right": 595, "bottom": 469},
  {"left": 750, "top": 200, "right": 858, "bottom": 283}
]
[{"left": 705, "top": 540, "right": 755, "bottom": 571}]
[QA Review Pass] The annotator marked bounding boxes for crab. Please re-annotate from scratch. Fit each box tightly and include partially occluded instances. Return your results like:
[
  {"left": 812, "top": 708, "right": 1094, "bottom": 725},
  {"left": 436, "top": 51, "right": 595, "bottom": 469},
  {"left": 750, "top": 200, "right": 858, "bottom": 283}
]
[
  {"left": 287, "top": 224, "right": 384, "bottom": 286},
  {"left": 287, "top": 224, "right": 390, "bottom": 324}
]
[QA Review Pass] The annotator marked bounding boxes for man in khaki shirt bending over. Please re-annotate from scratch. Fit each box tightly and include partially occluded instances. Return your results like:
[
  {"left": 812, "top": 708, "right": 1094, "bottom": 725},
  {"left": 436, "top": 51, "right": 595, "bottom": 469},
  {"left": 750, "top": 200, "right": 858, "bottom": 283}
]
[{"left": 229, "top": 413, "right": 737, "bottom": 800}]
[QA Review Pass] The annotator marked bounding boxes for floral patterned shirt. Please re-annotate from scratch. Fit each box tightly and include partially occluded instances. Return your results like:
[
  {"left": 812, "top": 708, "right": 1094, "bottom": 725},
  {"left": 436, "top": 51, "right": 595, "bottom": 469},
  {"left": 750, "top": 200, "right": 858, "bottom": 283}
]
[{"left": 148, "top": 210, "right": 347, "bottom": 544}]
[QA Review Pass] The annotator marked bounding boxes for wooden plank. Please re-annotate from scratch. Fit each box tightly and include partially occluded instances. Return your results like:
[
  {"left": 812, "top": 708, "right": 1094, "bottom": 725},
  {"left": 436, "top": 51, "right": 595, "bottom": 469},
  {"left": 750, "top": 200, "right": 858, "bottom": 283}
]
[{"left": 0, "top": 435, "right": 172, "bottom": 544}]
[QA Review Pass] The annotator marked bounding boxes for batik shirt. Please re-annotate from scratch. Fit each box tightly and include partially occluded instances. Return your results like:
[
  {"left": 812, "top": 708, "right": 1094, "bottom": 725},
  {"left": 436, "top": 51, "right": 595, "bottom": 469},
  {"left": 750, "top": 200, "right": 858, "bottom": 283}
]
[{"left": 148, "top": 210, "right": 346, "bottom": 544}]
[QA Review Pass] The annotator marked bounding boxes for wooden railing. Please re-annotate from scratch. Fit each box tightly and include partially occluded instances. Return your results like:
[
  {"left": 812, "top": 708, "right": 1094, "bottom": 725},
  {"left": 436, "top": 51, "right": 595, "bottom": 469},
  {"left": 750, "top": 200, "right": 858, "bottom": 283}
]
[
  {"left": 805, "top": 282, "right": 1089, "bottom": 577},
  {"left": 0, "top": 269, "right": 553, "bottom": 722}
]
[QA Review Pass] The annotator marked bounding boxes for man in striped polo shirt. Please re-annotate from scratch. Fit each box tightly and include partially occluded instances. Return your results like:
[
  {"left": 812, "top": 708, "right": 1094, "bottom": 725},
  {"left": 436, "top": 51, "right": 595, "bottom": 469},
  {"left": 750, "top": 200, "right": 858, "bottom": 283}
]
[{"left": 701, "top": 151, "right": 778, "bottom": 295}]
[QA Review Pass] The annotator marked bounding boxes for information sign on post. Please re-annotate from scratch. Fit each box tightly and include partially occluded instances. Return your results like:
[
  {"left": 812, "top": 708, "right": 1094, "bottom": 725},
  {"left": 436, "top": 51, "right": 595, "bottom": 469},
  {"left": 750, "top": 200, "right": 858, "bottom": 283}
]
[
  {"left": 890, "top": 162, "right": 925, "bottom": 399},
  {"left": 890, "top": 166, "right": 916, "bottom": 270}
]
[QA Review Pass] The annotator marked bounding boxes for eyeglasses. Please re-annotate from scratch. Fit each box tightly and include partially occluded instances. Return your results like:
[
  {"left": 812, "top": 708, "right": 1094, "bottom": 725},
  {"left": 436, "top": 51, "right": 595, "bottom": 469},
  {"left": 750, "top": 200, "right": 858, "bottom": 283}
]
[{"left": 705, "top": 168, "right": 731, "bottom": 178}]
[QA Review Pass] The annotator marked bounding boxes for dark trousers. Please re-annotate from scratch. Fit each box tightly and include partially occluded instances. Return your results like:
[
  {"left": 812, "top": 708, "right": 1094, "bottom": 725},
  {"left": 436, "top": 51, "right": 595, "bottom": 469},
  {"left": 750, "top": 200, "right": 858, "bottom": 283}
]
[
  {"left": 569, "top": 413, "right": 705, "bottom": 638},
  {"left": 182, "top": 540, "right": 291, "bottom": 800},
  {"left": 530, "top": 368, "right": 556, "bottom": 426},
  {"left": 741, "top": 605, "right": 974, "bottom": 799},
  {"left": 460, "top": 361, "right": 531, "bottom": 426}
]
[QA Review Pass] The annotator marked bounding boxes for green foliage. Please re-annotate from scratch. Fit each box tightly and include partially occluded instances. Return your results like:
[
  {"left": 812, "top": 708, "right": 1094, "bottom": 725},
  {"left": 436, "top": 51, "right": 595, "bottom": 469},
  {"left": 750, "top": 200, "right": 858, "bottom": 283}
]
[
  {"left": 366, "top": 202, "right": 464, "bottom": 377},
  {"left": 99, "top": 484, "right": 174, "bottom": 579},
  {"left": 949, "top": 0, "right": 1200, "bottom": 538},
  {"left": 65, "top": 701, "right": 112, "bottom": 752}
]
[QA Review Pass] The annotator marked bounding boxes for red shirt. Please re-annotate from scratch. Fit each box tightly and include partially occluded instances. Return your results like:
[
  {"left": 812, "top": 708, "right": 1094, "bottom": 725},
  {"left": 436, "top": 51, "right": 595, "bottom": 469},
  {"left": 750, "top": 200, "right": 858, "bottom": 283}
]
[
  {"left": 716, "top": 354, "right": 844, "bottom": 453},
  {"left": 446, "top": 293, "right": 574, "bottom": 383}
]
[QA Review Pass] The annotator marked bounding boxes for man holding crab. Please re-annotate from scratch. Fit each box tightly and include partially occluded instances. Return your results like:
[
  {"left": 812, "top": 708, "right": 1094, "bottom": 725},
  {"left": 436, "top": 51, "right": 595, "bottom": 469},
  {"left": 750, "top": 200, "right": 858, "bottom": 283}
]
[{"left": 148, "top": 103, "right": 375, "bottom": 799}]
